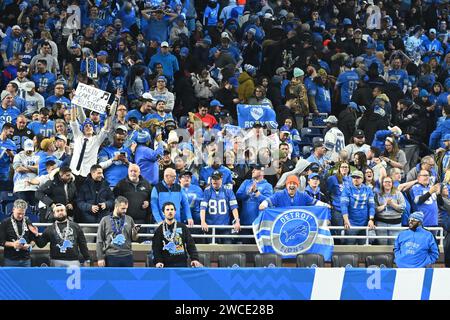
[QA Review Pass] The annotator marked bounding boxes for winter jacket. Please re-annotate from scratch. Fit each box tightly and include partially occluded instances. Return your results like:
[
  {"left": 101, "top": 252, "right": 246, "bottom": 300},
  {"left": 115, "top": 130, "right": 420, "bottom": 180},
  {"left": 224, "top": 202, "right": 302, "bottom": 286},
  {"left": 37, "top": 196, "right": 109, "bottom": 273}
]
[
  {"left": 151, "top": 181, "right": 192, "bottom": 223},
  {"left": 76, "top": 176, "right": 115, "bottom": 223},
  {"left": 114, "top": 175, "right": 152, "bottom": 223},
  {"left": 237, "top": 71, "right": 255, "bottom": 103},
  {"left": 429, "top": 117, "right": 450, "bottom": 150},
  {"left": 35, "top": 174, "right": 77, "bottom": 217}
]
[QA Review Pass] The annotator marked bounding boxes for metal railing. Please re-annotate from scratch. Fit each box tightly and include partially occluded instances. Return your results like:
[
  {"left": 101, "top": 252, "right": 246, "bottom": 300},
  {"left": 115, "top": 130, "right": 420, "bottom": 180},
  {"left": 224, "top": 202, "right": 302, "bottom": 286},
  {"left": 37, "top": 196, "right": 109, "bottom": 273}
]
[{"left": 33, "top": 224, "right": 445, "bottom": 246}]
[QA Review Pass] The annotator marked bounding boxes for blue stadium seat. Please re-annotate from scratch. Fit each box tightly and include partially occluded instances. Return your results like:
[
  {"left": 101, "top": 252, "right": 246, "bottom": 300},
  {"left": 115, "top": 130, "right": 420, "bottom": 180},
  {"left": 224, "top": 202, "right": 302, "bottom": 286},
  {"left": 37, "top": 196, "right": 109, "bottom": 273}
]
[
  {"left": 26, "top": 207, "right": 40, "bottom": 224},
  {"left": 298, "top": 136, "right": 312, "bottom": 145},
  {"left": 310, "top": 127, "right": 324, "bottom": 136},
  {"left": 5, "top": 202, "right": 14, "bottom": 217}
]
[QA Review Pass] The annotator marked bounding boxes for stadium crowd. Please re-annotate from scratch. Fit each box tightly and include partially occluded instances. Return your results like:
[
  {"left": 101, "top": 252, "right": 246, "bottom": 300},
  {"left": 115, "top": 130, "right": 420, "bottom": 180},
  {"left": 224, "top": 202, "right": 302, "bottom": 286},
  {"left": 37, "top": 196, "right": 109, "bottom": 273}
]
[{"left": 0, "top": 0, "right": 449, "bottom": 267}]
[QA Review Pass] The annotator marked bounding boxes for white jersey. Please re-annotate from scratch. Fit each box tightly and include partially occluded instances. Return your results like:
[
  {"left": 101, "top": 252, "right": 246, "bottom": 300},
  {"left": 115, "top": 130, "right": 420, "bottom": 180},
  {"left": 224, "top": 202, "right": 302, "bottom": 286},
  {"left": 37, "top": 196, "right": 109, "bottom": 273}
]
[
  {"left": 12, "top": 151, "right": 39, "bottom": 193},
  {"left": 344, "top": 143, "right": 371, "bottom": 161},
  {"left": 324, "top": 127, "right": 346, "bottom": 162}
]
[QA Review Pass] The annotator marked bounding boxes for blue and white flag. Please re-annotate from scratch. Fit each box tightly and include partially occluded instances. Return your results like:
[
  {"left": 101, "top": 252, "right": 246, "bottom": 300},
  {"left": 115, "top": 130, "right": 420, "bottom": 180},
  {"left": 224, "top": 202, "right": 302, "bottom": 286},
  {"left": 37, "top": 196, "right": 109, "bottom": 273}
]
[
  {"left": 237, "top": 104, "right": 278, "bottom": 129},
  {"left": 253, "top": 207, "right": 334, "bottom": 261}
]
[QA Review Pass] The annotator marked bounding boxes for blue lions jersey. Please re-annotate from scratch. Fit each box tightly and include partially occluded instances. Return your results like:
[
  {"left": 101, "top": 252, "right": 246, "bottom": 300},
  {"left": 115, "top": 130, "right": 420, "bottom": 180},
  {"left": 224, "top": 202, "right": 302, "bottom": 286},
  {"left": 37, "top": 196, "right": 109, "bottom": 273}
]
[
  {"left": 308, "top": 82, "right": 331, "bottom": 114},
  {"left": 336, "top": 70, "right": 359, "bottom": 105},
  {"left": 410, "top": 184, "right": 439, "bottom": 227},
  {"left": 0, "top": 106, "right": 21, "bottom": 129},
  {"left": 31, "top": 72, "right": 56, "bottom": 99},
  {"left": 387, "top": 69, "right": 409, "bottom": 90},
  {"left": 200, "top": 186, "right": 238, "bottom": 225},
  {"left": 340, "top": 184, "right": 375, "bottom": 226},
  {"left": 27, "top": 121, "right": 55, "bottom": 137},
  {"left": 98, "top": 145, "right": 133, "bottom": 187},
  {"left": 183, "top": 185, "right": 204, "bottom": 224},
  {"left": 0, "top": 138, "right": 17, "bottom": 180}
]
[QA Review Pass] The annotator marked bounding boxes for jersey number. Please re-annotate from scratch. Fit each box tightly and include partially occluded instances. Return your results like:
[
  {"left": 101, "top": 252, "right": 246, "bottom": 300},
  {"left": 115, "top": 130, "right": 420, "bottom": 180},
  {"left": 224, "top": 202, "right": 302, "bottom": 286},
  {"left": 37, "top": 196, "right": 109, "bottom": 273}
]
[{"left": 208, "top": 199, "right": 227, "bottom": 215}]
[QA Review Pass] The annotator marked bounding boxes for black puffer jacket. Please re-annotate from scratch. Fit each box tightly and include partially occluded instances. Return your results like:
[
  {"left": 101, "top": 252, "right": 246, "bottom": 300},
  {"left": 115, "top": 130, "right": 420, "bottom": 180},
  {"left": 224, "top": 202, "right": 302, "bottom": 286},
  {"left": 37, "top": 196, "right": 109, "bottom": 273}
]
[
  {"left": 394, "top": 101, "right": 427, "bottom": 143},
  {"left": 114, "top": 176, "right": 152, "bottom": 223}
]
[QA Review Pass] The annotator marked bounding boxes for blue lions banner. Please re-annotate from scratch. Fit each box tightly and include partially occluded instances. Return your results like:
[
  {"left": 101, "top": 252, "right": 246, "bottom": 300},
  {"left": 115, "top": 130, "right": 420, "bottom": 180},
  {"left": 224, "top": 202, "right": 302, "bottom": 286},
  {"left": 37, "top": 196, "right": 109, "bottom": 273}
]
[
  {"left": 237, "top": 104, "right": 278, "bottom": 129},
  {"left": 253, "top": 207, "right": 334, "bottom": 261}
]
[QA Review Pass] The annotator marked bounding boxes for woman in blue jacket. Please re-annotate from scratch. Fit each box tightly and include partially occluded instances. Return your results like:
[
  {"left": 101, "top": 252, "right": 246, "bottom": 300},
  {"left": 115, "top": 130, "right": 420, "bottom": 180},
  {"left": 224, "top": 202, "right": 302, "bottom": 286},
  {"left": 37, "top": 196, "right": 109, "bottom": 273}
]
[{"left": 327, "top": 161, "right": 351, "bottom": 243}]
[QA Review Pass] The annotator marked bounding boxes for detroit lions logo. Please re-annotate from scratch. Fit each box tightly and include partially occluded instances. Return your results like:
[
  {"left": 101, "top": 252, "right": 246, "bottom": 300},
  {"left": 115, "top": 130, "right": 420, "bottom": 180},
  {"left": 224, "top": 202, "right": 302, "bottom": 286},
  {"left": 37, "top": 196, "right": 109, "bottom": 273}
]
[
  {"left": 57, "top": 240, "right": 73, "bottom": 253},
  {"left": 271, "top": 209, "right": 318, "bottom": 256},
  {"left": 163, "top": 242, "right": 176, "bottom": 254},
  {"left": 283, "top": 225, "right": 308, "bottom": 242}
]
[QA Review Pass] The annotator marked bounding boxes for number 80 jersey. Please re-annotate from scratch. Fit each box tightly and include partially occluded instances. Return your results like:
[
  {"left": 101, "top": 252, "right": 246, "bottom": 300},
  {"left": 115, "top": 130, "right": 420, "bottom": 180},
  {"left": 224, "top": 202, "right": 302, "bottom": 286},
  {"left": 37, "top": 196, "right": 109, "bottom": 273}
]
[{"left": 200, "top": 186, "right": 238, "bottom": 226}]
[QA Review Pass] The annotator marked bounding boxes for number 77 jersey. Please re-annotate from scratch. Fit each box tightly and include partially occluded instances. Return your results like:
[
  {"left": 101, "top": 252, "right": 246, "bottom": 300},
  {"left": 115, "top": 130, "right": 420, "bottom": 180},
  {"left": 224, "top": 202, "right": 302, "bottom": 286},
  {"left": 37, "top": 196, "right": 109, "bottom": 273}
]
[{"left": 200, "top": 186, "right": 238, "bottom": 225}]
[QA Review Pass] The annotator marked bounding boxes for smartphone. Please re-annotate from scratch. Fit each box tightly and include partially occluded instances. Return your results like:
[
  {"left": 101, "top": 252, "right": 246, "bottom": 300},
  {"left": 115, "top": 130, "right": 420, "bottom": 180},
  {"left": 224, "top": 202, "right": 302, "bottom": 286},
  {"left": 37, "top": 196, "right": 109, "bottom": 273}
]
[{"left": 120, "top": 151, "right": 126, "bottom": 155}]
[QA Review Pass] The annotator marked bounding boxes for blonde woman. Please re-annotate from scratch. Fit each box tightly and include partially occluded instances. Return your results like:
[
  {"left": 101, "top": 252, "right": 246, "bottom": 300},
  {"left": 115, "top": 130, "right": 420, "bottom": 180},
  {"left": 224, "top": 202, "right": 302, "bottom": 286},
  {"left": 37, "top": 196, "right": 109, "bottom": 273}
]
[{"left": 375, "top": 175, "right": 406, "bottom": 245}]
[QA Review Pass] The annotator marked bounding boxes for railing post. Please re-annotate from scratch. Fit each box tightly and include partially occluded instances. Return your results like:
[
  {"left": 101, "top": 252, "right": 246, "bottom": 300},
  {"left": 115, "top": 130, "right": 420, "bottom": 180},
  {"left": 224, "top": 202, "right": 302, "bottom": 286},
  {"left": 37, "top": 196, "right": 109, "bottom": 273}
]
[
  {"left": 366, "top": 227, "right": 369, "bottom": 245},
  {"left": 212, "top": 226, "right": 216, "bottom": 245}
]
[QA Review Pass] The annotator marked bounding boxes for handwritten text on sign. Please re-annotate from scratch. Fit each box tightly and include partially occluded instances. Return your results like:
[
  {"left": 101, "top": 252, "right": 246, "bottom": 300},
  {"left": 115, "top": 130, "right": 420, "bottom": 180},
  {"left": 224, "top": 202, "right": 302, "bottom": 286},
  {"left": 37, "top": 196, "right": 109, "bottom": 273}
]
[{"left": 72, "top": 83, "right": 111, "bottom": 114}]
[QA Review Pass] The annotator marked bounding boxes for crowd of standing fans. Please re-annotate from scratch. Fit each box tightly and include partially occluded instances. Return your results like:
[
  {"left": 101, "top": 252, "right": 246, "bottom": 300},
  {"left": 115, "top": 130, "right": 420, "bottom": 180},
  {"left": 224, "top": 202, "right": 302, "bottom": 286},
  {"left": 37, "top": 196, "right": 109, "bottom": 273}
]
[{"left": 0, "top": 0, "right": 449, "bottom": 267}]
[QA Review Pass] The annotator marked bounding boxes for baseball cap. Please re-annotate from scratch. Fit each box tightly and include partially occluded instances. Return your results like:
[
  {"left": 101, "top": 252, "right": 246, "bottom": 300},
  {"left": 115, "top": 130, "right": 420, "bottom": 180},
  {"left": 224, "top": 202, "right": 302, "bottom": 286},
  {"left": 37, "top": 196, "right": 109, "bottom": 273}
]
[
  {"left": 354, "top": 28, "right": 362, "bottom": 33},
  {"left": 351, "top": 170, "right": 364, "bottom": 179},
  {"left": 23, "top": 139, "right": 34, "bottom": 151},
  {"left": 160, "top": 41, "right": 169, "bottom": 47},
  {"left": 253, "top": 121, "right": 264, "bottom": 128},
  {"left": 221, "top": 32, "right": 231, "bottom": 40},
  {"left": 157, "top": 75, "right": 167, "bottom": 82},
  {"left": 429, "top": 28, "right": 437, "bottom": 34},
  {"left": 308, "top": 173, "right": 320, "bottom": 180},
  {"left": 116, "top": 125, "right": 128, "bottom": 133},
  {"left": 12, "top": 25, "right": 21, "bottom": 30},
  {"left": 180, "top": 170, "right": 193, "bottom": 177},
  {"left": 18, "top": 66, "right": 28, "bottom": 72},
  {"left": 443, "top": 134, "right": 450, "bottom": 141},
  {"left": 278, "top": 9, "right": 288, "bottom": 18},
  {"left": 354, "top": 129, "right": 365, "bottom": 138},
  {"left": 313, "top": 140, "right": 324, "bottom": 148},
  {"left": 210, "top": 99, "right": 224, "bottom": 107},
  {"left": 317, "top": 69, "right": 327, "bottom": 77},
  {"left": 348, "top": 101, "right": 358, "bottom": 110},
  {"left": 142, "top": 92, "right": 156, "bottom": 101},
  {"left": 112, "top": 63, "right": 122, "bottom": 69},
  {"left": 23, "top": 82, "right": 35, "bottom": 92},
  {"left": 97, "top": 50, "right": 108, "bottom": 57},
  {"left": 211, "top": 170, "right": 223, "bottom": 180},
  {"left": 55, "top": 134, "right": 67, "bottom": 143},
  {"left": 276, "top": 67, "right": 286, "bottom": 75},
  {"left": 251, "top": 164, "right": 265, "bottom": 171},
  {"left": 324, "top": 115, "right": 338, "bottom": 124}
]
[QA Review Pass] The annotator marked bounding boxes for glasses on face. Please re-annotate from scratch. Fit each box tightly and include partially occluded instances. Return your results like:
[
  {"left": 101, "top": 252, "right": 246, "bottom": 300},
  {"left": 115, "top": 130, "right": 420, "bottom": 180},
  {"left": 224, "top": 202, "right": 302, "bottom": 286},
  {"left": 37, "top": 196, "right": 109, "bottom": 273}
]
[
  {"left": 419, "top": 174, "right": 430, "bottom": 177},
  {"left": 55, "top": 87, "right": 64, "bottom": 90},
  {"left": 340, "top": 166, "right": 349, "bottom": 169},
  {"left": 352, "top": 176, "right": 362, "bottom": 179}
]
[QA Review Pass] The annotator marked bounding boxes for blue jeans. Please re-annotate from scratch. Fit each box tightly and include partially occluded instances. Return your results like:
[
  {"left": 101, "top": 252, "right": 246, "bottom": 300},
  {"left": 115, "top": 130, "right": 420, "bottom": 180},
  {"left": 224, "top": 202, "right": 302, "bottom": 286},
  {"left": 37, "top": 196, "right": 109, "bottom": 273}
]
[
  {"left": 344, "top": 229, "right": 367, "bottom": 245},
  {"left": 105, "top": 254, "right": 134, "bottom": 267},
  {"left": 376, "top": 221, "right": 401, "bottom": 245},
  {"left": 4, "top": 258, "right": 31, "bottom": 267},
  {"left": 331, "top": 209, "right": 344, "bottom": 244}
]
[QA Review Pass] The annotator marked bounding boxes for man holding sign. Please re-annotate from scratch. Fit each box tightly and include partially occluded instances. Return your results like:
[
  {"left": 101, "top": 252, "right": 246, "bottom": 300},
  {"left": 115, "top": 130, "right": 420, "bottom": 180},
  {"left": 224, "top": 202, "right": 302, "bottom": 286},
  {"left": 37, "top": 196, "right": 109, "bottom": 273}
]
[{"left": 69, "top": 84, "right": 114, "bottom": 186}]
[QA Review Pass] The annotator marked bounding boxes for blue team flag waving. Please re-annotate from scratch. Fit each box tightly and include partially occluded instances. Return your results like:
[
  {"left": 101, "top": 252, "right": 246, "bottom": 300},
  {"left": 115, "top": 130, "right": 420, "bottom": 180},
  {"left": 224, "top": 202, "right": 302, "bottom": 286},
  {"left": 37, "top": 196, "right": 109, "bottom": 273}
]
[
  {"left": 253, "top": 207, "right": 334, "bottom": 261},
  {"left": 237, "top": 104, "right": 278, "bottom": 129}
]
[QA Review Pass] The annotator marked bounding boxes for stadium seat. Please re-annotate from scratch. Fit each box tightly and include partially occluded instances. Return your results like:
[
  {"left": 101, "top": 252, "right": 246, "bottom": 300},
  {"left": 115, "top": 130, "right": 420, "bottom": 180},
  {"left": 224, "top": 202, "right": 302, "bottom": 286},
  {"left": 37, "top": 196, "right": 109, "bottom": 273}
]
[
  {"left": 365, "top": 254, "right": 394, "bottom": 268},
  {"left": 254, "top": 253, "right": 282, "bottom": 267},
  {"left": 310, "top": 127, "right": 324, "bottom": 136},
  {"left": 301, "top": 128, "right": 313, "bottom": 138},
  {"left": 0, "top": 191, "right": 16, "bottom": 204},
  {"left": 332, "top": 254, "right": 360, "bottom": 268},
  {"left": 302, "top": 145, "right": 312, "bottom": 157},
  {"left": 296, "top": 254, "right": 325, "bottom": 268},
  {"left": 4, "top": 202, "right": 14, "bottom": 217},
  {"left": 197, "top": 253, "right": 211, "bottom": 267},
  {"left": 26, "top": 207, "right": 39, "bottom": 223},
  {"left": 218, "top": 253, "right": 246, "bottom": 268},
  {"left": 31, "top": 252, "right": 51, "bottom": 267},
  {"left": 298, "top": 136, "right": 312, "bottom": 146},
  {"left": 312, "top": 136, "right": 324, "bottom": 145}
]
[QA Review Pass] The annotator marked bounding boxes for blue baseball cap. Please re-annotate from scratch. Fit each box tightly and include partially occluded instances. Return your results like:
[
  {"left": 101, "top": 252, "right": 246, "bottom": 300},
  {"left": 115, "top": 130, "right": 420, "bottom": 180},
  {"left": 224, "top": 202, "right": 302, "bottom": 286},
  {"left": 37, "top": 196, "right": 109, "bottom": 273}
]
[
  {"left": 443, "top": 134, "right": 450, "bottom": 141},
  {"left": 97, "top": 50, "right": 108, "bottom": 57},
  {"left": 157, "top": 76, "right": 167, "bottom": 82},
  {"left": 419, "top": 89, "right": 429, "bottom": 98},
  {"left": 343, "top": 18, "right": 352, "bottom": 25},
  {"left": 409, "top": 211, "right": 424, "bottom": 223},
  {"left": 210, "top": 99, "right": 223, "bottom": 107},
  {"left": 308, "top": 173, "right": 320, "bottom": 180}
]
